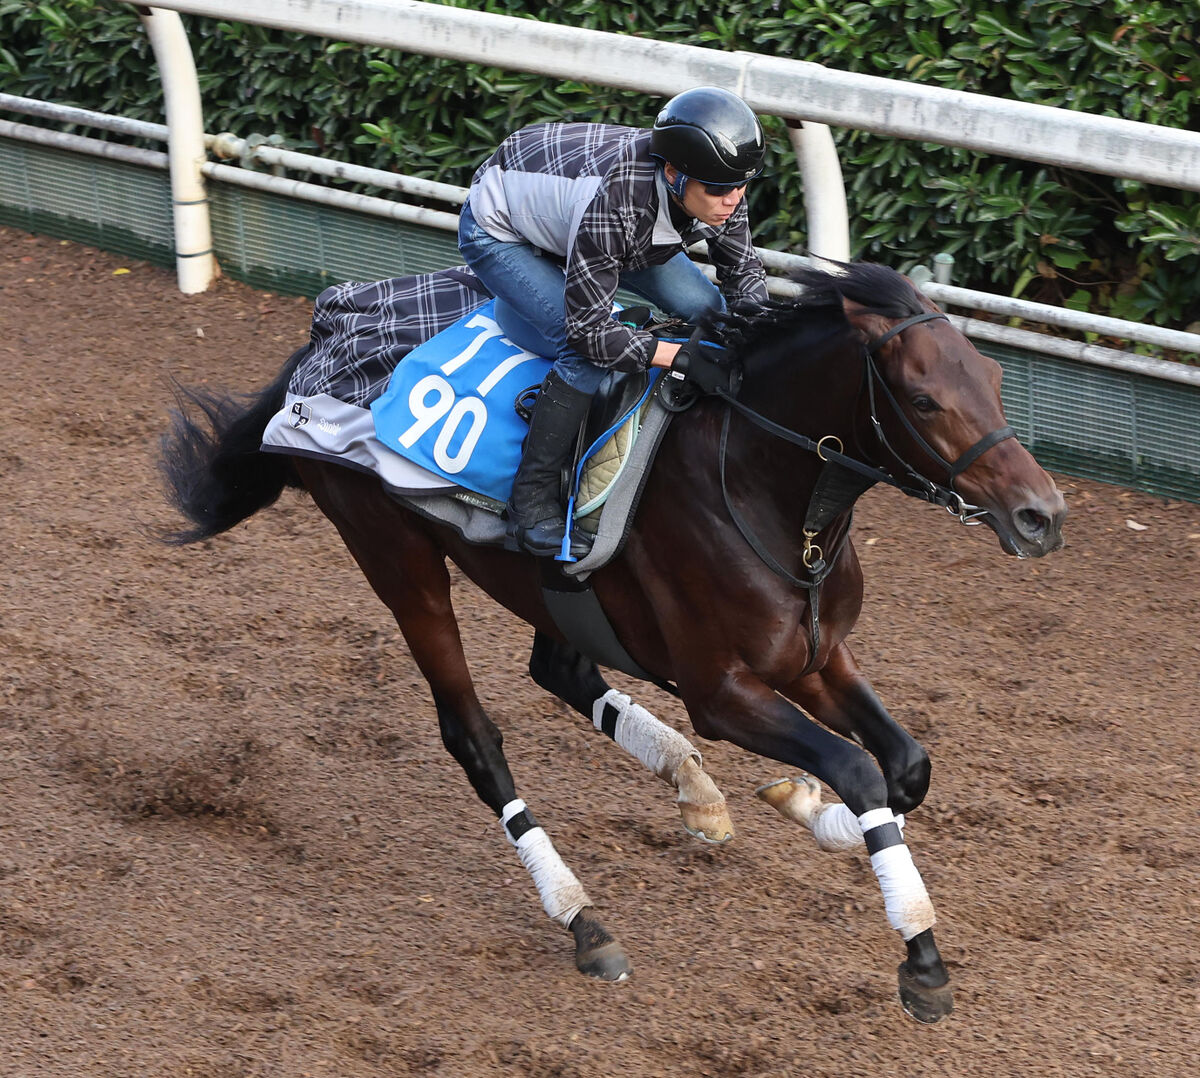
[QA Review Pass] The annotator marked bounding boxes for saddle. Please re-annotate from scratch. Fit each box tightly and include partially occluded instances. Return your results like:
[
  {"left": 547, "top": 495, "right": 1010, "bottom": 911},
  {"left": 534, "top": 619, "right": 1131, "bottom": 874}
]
[
  {"left": 540, "top": 308, "right": 693, "bottom": 537},
  {"left": 263, "top": 281, "right": 695, "bottom": 682}
]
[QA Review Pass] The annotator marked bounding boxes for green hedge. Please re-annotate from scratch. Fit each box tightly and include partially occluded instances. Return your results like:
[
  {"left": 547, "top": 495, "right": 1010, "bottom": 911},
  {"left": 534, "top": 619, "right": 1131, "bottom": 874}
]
[{"left": 2, "top": 0, "right": 1197, "bottom": 342}]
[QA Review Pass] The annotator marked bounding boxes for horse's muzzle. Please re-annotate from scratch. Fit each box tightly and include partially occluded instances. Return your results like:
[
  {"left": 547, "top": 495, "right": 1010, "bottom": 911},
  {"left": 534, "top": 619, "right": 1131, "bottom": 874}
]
[{"left": 991, "top": 490, "right": 1068, "bottom": 558}]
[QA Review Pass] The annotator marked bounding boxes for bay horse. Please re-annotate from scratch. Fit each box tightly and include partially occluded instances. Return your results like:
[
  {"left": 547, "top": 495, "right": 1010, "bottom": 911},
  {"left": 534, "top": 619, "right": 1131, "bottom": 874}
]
[{"left": 159, "top": 261, "right": 1066, "bottom": 1023}]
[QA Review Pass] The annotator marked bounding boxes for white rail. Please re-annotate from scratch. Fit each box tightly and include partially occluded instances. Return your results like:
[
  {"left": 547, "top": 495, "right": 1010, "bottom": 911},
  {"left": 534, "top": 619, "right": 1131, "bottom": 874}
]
[
  {"left": 11, "top": 0, "right": 1200, "bottom": 367},
  {"left": 130, "top": 0, "right": 1200, "bottom": 191},
  {"left": 139, "top": 9, "right": 215, "bottom": 293},
  {"left": 0, "top": 116, "right": 167, "bottom": 168}
]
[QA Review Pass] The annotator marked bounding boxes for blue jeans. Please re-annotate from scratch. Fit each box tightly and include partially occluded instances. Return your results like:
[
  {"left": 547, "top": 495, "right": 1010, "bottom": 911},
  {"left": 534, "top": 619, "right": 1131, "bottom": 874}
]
[{"left": 458, "top": 200, "right": 723, "bottom": 392}]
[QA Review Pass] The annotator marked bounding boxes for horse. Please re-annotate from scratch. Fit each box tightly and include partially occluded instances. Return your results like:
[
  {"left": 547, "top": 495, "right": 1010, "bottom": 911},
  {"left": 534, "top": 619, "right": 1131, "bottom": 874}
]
[{"left": 158, "top": 260, "right": 1066, "bottom": 1023}]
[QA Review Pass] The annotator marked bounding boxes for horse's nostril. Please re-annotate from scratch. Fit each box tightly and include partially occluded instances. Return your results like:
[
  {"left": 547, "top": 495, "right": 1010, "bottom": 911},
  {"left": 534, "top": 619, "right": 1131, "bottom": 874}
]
[{"left": 1014, "top": 507, "right": 1049, "bottom": 541}]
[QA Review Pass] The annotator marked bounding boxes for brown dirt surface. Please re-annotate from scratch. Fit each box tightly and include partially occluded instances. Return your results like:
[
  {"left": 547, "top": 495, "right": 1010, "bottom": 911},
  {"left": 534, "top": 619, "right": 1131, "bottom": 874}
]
[{"left": 2, "top": 226, "right": 1198, "bottom": 1077}]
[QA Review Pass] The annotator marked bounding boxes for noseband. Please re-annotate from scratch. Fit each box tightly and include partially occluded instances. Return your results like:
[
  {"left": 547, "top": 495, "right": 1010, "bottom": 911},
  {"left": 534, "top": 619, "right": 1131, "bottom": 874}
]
[{"left": 863, "top": 311, "right": 1016, "bottom": 524}]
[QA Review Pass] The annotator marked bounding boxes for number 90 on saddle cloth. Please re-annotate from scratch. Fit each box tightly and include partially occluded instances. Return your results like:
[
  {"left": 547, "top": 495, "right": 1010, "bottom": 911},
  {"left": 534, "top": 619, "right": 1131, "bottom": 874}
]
[
  {"left": 371, "top": 300, "right": 674, "bottom": 510},
  {"left": 371, "top": 299, "right": 552, "bottom": 503}
]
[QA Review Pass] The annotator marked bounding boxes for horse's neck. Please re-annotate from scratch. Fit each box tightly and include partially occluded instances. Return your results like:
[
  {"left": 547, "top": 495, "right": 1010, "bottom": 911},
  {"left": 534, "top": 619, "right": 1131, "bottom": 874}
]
[
  {"left": 742, "top": 342, "right": 863, "bottom": 453},
  {"left": 727, "top": 340, "right": 865, "bottom": 519}
]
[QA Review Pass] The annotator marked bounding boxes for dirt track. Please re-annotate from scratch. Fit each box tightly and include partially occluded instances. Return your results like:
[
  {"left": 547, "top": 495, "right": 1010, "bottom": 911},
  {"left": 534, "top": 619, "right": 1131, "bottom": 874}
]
[{"left": 1, "top": 226, "right": 1197, "bottom": 1077}]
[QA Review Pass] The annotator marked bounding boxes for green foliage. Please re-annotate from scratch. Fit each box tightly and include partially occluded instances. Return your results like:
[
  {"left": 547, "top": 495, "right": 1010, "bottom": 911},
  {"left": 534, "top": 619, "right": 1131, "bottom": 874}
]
[{"left": 2, "top": 0, "right": 1197, "bottom": 332}]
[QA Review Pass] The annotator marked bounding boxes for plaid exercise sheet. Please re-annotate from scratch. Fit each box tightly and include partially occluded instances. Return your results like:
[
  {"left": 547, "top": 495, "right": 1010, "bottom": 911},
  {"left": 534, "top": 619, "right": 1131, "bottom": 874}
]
[{"left": 289, "top": 267, "right": 492, "bottom": 409}]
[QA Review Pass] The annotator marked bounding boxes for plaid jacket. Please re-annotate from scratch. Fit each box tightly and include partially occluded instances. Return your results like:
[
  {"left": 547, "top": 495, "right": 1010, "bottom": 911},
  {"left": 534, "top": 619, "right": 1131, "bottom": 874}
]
[{"left": 468, "top": 122, "right": 768, "bottom": 372}]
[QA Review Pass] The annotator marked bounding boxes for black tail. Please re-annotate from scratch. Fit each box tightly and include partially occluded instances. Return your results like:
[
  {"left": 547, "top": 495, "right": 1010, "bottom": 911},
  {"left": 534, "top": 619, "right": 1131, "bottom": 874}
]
[{"left": 158, "top": 348, "right": 307, "bottom": 545}]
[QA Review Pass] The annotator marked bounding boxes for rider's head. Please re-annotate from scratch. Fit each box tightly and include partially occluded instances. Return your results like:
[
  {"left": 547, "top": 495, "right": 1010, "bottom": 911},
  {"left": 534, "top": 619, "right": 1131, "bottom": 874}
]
[{"left": 649, "top": 86, "right": 765, "bottom": 200}]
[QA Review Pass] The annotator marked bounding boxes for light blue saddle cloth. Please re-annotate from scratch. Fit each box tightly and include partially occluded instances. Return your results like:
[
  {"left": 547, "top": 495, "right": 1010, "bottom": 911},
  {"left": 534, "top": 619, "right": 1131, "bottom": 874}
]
[{"left": 371, "top": 300, "right": 551, "bottom": 503}]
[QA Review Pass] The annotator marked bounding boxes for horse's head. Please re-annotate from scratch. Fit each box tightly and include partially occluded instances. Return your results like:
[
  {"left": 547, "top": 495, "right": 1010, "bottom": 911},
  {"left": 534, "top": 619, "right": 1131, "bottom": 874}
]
[{"left": 828, "top": 265, "right": 1066, "bottom": 558}]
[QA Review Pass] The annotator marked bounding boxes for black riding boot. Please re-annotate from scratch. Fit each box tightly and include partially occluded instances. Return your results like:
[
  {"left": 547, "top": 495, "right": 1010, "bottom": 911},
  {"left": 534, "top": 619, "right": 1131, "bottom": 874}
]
[{"left": 506, "top": 370, "right": 593, "bottom": 559}]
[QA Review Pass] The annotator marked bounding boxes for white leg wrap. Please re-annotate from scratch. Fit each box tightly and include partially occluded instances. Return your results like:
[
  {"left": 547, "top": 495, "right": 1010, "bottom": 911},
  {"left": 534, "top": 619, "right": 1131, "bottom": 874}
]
[
  {"left": 812, "top": 802, "right": 906, "bottom": 852},
  {"left": 592, "top": 689, "right": 700, "bottom": 784},
  {"left": 500, "top": 799, "right": 591, "bottom": 929},
  {"left": 858, "top": 807, "right": 935, "bottom": 941},
  {"left": 812, "top": 802, "right": 869, "bottom": 851}
]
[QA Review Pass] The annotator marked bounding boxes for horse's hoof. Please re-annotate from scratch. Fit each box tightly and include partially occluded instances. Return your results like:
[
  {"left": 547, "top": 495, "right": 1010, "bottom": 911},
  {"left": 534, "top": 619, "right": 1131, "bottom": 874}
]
[
  {"left": 675, "top": 759, "right": 733, "bottom": 843},
  {"left": 570, "top": 913, "right": 632, "bottom": 982},
  {"left": 577, "top": 939, "right": 632, "bottom": 981},
  {"left": 755, "top": 775, "right": 821, "bottom": 825},
  {"left": 679, "top": 799, "right": 734, "bottom": 844},
  {"left": 897, "top": 962, "right": 953, "bottom": 1023}
]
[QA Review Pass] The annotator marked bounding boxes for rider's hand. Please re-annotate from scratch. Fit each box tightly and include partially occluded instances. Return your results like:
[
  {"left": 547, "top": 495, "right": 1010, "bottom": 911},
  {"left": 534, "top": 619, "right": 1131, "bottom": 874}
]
[{"left": 668, "top": 341, "right": 730, "bottom": 395}]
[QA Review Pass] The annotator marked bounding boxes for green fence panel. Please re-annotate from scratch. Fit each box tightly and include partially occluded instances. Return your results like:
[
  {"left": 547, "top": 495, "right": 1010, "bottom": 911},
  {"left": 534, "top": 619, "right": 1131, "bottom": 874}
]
[
  {"left": 985, "top": 342, "right": 1200, "bottom": 501},
  {"left": 208, "top": 181, "right": 462, "bottom": 295},
  {"left": 0, "top": 137, "right": 174, "bottom": 264}
]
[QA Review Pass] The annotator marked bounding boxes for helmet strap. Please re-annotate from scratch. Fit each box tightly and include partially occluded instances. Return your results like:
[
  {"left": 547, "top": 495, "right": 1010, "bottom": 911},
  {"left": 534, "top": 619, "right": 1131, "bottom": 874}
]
[{"left": 662, "top": 164, "right": 688, "bottom": 200}]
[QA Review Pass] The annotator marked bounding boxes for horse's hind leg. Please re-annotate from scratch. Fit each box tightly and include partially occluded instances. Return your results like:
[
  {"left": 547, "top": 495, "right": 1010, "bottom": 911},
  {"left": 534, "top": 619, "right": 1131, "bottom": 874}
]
[
  {"left": 298, "top": 464, "right": 629, "bottom": 980},
  {"left": 528, "top": 632, "right": 733, "bottom": 843}
]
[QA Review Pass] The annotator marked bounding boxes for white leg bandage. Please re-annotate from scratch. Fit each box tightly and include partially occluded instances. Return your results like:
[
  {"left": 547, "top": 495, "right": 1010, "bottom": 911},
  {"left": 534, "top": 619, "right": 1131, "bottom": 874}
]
[
  {"left": 858, "top": 807, "right": 935, "bottom": 941},
  {"left": 757, "top": 776, "right": 903, "bottom": 852},
  {"left": 812, "top": 802, "right": 870, "bottom": 851},
  {"left": 592, "top": 689, "right": 700, "bottom": 784},
  {"left": 812, "top": 802, "right": 906, "bottom": 852},
  {"left": 500, "top": 799, "right": 591, "bottom": 928}
]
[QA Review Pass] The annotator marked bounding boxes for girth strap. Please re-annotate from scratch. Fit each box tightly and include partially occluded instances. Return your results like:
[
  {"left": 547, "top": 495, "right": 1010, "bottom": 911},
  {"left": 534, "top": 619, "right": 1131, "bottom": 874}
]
[{"left": 539, "top": 563, "right": 680, "bottom": 696}]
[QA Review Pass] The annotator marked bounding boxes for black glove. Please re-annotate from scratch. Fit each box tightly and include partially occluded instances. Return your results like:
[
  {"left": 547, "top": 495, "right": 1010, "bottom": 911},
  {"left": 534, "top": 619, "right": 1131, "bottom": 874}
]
[{"left": 667, "top": 338, "right": 731, "bottom": 395}]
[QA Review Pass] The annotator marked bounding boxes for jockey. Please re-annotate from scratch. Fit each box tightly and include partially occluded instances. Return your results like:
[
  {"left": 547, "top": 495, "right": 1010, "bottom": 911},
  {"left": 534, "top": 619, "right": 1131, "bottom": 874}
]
[{"left": 458, "top": 86, "right": 769, "bottom": 558}]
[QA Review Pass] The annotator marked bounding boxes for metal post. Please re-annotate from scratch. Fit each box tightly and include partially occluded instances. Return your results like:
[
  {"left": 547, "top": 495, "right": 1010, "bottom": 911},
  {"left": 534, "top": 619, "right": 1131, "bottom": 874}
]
[{"left": 932, "top": 252, "right": 955, "bottom": 285}]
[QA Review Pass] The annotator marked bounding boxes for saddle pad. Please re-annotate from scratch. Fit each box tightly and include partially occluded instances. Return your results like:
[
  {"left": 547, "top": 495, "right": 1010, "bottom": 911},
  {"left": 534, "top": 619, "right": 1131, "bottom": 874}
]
[
  {"left": 574, "top": 379, "right": 659, "bottom": 535},
  {"left": 398, "top": 379, "right": 677, "bottom": 579},
  {"left": 371, "top": 300, "right": 551, "bottom": 503}
]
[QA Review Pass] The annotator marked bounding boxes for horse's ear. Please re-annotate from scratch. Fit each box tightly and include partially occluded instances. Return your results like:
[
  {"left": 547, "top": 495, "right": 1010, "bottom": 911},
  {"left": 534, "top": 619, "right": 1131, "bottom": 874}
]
[{"left": 841, "top": 299, "right": 889, "bottom": 352}]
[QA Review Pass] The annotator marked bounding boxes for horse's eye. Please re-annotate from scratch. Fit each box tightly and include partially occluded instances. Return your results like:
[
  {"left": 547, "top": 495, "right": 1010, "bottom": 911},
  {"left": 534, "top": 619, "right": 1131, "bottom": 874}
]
[{"left": 911, "top": 395, "right": 940, "bottom": 414}]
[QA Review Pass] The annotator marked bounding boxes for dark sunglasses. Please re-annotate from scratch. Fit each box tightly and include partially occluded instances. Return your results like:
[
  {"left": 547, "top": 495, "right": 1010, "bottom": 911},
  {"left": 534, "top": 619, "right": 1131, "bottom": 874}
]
[{"left": 702, "top": 180, "right": 749, "bottom": 196}]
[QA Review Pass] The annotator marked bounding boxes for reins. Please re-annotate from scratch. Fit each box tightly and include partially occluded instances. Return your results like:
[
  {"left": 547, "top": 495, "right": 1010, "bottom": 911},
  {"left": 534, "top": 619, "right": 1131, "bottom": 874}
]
[{"left": 710, "top": 308, "right": 1017, "bottom": 674}]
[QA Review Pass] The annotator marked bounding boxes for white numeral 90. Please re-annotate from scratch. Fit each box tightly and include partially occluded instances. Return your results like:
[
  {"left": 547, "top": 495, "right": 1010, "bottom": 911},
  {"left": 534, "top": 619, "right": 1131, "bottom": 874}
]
[
  {"left": 396, "top": 373, "right": 489, "bottom": 475},
  {"left": 398, "top": 374, "right": 455, "bottom": 448},
  {"left": 433, "top": 397, "right": 488, "bottom": 474}
]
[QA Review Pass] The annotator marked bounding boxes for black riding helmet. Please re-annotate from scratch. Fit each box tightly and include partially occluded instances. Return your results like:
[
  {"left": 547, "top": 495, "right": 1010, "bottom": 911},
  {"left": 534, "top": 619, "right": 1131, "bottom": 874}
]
[{"left": 648, "top": 86, "right": 765, "bottom": 186}]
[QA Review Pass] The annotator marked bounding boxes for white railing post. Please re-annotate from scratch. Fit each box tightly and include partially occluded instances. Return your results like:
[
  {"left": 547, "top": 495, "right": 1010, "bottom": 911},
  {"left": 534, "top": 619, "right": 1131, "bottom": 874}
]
[
  {"left": 785, "top": 120, "right": 850, "bottom": 262},
  {"left": 139, "top": 8, "right": 216, "bottom": 293}
]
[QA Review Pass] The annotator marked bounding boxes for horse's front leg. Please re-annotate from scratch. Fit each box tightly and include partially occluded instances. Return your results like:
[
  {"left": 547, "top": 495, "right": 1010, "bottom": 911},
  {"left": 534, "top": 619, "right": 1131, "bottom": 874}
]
[
  {"left": 689, "top": 671, "right": 952, "bottom": 1023},
  {"left": 778, "top": 641, "right": 931, "bottom": 813}
]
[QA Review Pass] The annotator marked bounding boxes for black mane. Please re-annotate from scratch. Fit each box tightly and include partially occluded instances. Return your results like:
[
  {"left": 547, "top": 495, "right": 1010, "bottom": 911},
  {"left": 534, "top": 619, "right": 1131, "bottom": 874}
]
[
  {"left": 796, "top": 260, "right": 927, "bottom": 319},
  {"left": 713, "top": 261, "right": 926, "bottom": 362}
]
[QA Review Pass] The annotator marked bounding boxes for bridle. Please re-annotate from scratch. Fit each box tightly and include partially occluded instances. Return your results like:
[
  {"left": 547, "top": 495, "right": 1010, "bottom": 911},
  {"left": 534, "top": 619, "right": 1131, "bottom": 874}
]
[
  {"left": 860, "top": 311, "right": 1015, "bottom": 525},
  {"left": 712, "top": 310, "right": 1016, "bottom": 538},
  {"left": 706, "top": 306, "right": 1016, "bottom": 672}
]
